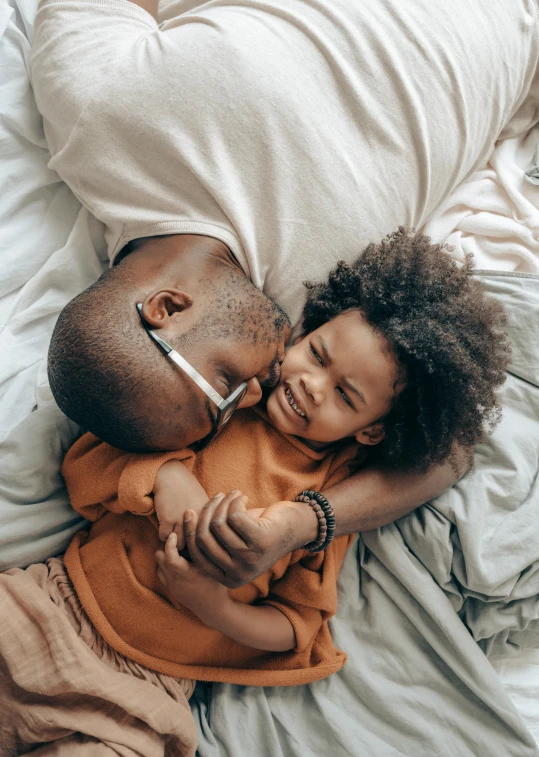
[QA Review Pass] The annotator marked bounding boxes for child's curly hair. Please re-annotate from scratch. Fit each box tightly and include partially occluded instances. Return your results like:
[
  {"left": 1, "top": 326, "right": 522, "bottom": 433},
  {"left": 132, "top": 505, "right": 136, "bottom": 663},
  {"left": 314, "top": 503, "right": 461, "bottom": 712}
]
[{"left": 302, "top": 228, "right": 511, "bottom": 472}]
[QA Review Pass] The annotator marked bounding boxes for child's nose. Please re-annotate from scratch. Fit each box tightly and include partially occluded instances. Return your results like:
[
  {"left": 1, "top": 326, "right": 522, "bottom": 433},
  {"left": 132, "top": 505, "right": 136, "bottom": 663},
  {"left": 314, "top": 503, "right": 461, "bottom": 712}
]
[
  {"left": 301, "top": 374, "right": 324, "bottom": 405},
  {"left": 237, "top": 377, "right": 263, "bottom": 409}
]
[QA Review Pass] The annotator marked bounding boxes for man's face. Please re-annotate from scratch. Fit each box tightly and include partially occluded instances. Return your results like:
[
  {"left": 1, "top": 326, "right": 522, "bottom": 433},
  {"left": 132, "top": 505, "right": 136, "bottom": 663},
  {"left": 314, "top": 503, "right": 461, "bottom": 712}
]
[{"left": 145, "top": 314, "right": 290, "bottom": 450}]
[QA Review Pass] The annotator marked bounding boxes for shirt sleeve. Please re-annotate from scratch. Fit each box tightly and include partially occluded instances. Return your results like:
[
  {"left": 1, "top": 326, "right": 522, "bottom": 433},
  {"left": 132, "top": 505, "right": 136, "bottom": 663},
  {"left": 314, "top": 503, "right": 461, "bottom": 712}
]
[
  {"left": 61, "top": 432, "right": 195, "bottom": 521},
  {"left": 262, "top": 534, "right": 354, "bottom": 653},
  {"left": 31, "top": 0, "right": 158, "bottom": 158}
]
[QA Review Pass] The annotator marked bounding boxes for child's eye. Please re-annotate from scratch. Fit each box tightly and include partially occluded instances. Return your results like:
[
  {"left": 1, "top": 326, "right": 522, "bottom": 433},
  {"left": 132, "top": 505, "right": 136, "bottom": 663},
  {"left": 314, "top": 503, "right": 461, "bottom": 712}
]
[
  {"left": 310, "top": 345, "right": 323, "bottom": 364},
  {"left": 338, "top": 387, "right": 353, "bottom": 408}
]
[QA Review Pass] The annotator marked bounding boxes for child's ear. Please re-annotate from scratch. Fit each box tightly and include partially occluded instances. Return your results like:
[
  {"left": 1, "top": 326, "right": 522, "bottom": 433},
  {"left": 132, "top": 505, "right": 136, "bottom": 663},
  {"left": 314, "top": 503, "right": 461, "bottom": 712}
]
[{"left": 355, "top": 423, "right": 385, "bottom": 446}]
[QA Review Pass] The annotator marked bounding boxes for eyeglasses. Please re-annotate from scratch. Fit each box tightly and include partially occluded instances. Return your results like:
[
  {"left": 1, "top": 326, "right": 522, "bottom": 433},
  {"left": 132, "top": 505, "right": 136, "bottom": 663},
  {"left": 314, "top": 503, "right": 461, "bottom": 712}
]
[{"left": 136, "top": 303, "right": 248, "bottom": 447}]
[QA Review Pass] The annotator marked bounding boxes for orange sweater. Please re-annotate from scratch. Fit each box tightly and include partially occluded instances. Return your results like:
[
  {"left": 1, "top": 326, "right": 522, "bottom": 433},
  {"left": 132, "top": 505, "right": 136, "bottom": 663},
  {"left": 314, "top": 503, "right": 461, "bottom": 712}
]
[{"left": 63, "top": 409, "right": 359, "bottom": 686}]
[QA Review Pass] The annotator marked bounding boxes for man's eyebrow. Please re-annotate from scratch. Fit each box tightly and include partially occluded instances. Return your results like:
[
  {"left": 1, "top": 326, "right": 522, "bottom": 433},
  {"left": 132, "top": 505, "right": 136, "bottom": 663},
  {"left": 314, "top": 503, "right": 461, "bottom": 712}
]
[{"left": 318, "top": 336, "right": 366, "bottom": 406}]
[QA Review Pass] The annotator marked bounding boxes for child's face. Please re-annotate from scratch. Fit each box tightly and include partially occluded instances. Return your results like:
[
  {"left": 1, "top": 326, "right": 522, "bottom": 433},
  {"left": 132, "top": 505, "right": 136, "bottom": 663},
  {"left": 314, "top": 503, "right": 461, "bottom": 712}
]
[{"left": 266, "top": 311, "right": 401, "bottom": 445}]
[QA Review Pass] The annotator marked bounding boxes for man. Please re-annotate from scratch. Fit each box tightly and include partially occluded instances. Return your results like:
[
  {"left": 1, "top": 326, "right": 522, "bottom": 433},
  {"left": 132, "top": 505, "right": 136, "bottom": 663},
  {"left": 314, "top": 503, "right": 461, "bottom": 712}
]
[{"left": 31, "top": 0, "right": 539, "bottom": 586}]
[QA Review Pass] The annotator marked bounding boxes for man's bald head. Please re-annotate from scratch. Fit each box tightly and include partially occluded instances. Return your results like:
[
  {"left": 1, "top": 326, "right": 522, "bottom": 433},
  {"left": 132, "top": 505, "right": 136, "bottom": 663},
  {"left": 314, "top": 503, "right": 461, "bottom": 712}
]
[{"left": 48, "top": 236, "right": 289, "bottom": 450}]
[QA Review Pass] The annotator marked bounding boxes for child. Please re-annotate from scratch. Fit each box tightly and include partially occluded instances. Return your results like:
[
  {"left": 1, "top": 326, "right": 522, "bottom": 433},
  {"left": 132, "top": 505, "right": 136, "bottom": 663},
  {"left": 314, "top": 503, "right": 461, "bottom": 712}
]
[{"left": 0, "top": 230, "right": 509, "bottom": 756}]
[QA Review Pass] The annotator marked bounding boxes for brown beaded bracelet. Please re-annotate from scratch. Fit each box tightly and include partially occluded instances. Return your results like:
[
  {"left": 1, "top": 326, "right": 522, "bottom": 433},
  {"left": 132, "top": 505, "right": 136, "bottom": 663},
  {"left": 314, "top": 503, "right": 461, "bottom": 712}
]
[{"left": 294, "top": 489, "right": 336, "bottom": 552}]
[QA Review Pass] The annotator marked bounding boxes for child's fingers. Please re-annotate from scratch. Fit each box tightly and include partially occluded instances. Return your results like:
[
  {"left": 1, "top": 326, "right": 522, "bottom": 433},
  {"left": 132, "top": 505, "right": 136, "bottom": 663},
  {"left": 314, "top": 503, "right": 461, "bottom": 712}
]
[
  {"left": 158, "top": 521, "right": 173, "bottom": 542},
  {"left": 164, "top": 532, "right": 189, "bottom": 571}
]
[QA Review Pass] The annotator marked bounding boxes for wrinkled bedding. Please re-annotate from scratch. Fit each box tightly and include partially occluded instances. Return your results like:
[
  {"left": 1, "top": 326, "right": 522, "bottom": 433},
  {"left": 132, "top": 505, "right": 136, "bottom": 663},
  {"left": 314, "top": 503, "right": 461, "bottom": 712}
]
[
  {"left": 2, "top": 0, "right": 539, "bottom": 753},
  {"left": 0, "top": 0, "right": 107, "bottom": 570},
  {"left": 191, "top": 271, "right": 539, "bottom": 757}
]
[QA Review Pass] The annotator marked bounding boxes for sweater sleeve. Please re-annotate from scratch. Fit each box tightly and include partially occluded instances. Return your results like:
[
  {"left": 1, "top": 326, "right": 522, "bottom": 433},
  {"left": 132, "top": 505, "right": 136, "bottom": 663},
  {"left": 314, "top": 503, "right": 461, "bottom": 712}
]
[
  {"left": 261, "top": 449, "right": 360, "bottom": 652},
  {"left": 262, "top": 534, "right": 354, "bottom": 653},
  {"left": 62, "top": 432, "right": 195, "bottom": 521}
]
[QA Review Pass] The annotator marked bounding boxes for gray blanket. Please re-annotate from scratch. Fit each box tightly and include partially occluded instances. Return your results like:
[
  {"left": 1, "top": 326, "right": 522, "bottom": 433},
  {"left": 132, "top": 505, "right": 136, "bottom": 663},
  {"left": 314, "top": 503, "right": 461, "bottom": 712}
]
[{"left": 191, "top": 271, "right": 539, "bottom": 757}]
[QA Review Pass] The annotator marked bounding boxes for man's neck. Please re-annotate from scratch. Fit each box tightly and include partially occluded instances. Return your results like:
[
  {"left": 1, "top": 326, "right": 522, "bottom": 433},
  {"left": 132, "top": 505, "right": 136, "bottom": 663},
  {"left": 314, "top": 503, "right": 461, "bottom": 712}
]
[{"left": 116, "top": 233, "right": 244, "bottom": 283}]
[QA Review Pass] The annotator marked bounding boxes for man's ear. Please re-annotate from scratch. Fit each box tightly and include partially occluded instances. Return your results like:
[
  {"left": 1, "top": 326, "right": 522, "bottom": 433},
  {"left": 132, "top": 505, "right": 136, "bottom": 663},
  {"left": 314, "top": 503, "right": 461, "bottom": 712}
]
[
  {"left": 140, "top": 289, "right": 194, "bottom": 329},
  {"left": 355, "top": 423, "right": 385, "bottom": 446}
]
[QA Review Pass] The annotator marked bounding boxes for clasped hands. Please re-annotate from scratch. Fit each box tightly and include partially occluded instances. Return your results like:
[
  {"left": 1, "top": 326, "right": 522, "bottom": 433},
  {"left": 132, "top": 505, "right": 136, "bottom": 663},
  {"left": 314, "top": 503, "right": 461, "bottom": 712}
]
[{"left": 153, "top": 461, "right": 317, "bottom": 615}]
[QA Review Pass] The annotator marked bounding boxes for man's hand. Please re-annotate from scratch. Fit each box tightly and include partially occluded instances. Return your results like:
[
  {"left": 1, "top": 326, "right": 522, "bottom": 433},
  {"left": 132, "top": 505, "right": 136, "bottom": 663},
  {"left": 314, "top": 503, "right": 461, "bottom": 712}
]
[
  {"left": 155, "top": 532, "right": 229, "bottom": 618},
  {"left": 184, "top": 491, "right": 318, "bottom": 588},
  {"left": 183, "top": 453, "right": 471, "bottom": 588},
  {"left": 156, "top": 528, "right": 296, "bottom": 651}
]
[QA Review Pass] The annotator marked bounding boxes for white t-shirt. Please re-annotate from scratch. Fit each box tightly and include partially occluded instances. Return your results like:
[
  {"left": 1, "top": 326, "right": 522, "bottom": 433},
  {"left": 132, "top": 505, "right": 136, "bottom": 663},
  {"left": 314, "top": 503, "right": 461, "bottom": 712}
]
[{"left": 31, "top": 0, "right": 539, "bottom": 328}]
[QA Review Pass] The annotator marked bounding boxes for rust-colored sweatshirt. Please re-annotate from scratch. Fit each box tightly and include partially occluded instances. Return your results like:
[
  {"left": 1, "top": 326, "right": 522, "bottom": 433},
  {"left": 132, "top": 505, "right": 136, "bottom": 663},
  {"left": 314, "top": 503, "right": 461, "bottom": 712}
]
[{"left": 63, "top": 409, "right": 359, "bottom": 686}]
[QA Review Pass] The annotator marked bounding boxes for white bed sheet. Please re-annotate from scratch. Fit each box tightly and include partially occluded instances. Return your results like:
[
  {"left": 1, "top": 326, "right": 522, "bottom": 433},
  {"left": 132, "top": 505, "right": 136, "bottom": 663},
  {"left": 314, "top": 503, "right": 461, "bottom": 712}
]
[
  {"left": 492, "top": 649, "right": 539, "bottom": 746},
  {"left": 1, "top": 0, "right": 539, "bottom": 749},
  {"left": 0, "top": 0, "right": 107, "bottom": 569}
]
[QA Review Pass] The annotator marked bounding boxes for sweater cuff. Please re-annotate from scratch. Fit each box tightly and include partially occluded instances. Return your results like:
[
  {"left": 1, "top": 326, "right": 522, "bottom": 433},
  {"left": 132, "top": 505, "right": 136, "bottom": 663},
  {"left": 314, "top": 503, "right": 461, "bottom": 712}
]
[
  {"left": 117, "top": 448, "right": 196, "bottom": 515},
  {"left": 262, "top": 600, "right": 322, "bottom": 654}
]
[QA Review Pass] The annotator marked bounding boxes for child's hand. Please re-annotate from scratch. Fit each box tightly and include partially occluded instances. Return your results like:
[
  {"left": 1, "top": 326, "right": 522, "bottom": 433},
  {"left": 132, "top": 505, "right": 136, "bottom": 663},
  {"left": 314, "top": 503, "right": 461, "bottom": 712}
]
[
  {"left": 153, "top": 460, "right": 209, "bottom": 547},
  {"left": 154, "top": 489, "right": 187, "bottom": 544},
  {"left": 155, "top": 531, "right": 229, "bottom": 620}
]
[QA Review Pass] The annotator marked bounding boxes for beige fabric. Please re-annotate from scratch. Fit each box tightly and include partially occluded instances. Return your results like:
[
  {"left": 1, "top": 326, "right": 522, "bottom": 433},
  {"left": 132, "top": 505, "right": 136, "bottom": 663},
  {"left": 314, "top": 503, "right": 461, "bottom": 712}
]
[
  {"left": 0, "top": 558, "right": 197, "bottom": 757},
  {"left": 31, "top": 0, "right": 539, "bottom": 329}
]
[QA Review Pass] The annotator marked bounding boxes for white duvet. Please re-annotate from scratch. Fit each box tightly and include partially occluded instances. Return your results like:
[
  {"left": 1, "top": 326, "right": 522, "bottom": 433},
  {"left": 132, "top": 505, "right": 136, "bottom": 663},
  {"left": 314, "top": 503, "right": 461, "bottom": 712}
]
[
  {"left": 2, "top": 0, "right": 539, "bottom": 752},
  {"left": 0, "top": 0, "right": 107, "bottom": 569}
]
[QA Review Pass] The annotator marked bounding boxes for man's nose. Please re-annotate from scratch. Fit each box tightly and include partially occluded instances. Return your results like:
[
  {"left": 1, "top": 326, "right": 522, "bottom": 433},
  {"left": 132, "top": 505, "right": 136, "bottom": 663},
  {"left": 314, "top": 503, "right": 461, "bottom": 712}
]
[{"left": 237, "top": 377, "right": 263, "bottom": 409}]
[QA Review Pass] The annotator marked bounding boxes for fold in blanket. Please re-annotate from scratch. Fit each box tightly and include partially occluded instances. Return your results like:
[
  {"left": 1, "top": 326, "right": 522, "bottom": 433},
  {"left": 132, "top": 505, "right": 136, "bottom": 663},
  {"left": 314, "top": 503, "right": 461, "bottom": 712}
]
[
  {"left": 192, "top": 272, "right": 539, "bottom": 757},
  {"left": 422, "top": 129, "right": 539, "bottom": 273},
  {"left": 0, "top": 558, "right": 197, "bottom": 757}
]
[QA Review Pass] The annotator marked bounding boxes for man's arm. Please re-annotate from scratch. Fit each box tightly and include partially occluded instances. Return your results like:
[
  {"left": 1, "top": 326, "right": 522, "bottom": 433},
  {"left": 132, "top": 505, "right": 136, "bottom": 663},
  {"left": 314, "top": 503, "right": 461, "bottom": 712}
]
[
  {"left": 187, "top": 452, "right": 472, "bottom": 588},
  {"left": 321, "top": 450, "right": 471, "bottom": 535},
  {"left": 32, "top": 0, "right": 158, "bottom": 171}
]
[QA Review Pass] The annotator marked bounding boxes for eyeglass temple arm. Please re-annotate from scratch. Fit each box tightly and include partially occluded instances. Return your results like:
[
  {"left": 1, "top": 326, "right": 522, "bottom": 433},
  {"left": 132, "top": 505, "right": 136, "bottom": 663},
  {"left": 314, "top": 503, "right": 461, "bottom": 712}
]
[{"left": 136, "top": 304, "right": 226, "bottom": 406}]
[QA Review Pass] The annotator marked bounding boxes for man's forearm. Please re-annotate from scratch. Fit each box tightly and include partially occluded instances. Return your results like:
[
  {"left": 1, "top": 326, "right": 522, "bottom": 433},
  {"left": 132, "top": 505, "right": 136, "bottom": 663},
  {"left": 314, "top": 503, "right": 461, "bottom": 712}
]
[
  {"left": 186, "top": 451, "right": 471, "bottom": 589},
  {"left": 287, "top": 452, "right": 471, "bottom": 548},
  {"left": 326, "top": 458, "right": 468, "bottom": 535}
]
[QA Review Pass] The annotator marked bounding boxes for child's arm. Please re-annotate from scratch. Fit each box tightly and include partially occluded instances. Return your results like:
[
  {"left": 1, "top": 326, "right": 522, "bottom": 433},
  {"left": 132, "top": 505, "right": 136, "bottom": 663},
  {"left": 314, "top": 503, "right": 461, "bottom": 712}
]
[
  {"left": 155, "top": 529, "right": 296, "bottom": 652},
  {"left": 177, "top": 491, "right": 354, "bottom": 654},
  {"left": 62, "top": 433, "right": 208, "bottom": 546},
  {"left": 154, "top": 460, "right": 209, "bottom": 546}
]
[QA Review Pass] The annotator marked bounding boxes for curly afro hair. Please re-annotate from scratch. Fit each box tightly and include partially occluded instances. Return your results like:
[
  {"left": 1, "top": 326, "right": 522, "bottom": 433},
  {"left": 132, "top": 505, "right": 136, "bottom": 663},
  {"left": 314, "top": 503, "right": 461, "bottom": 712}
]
[{"left": 302, "top": 228, "right": 510, "bottom": 472}]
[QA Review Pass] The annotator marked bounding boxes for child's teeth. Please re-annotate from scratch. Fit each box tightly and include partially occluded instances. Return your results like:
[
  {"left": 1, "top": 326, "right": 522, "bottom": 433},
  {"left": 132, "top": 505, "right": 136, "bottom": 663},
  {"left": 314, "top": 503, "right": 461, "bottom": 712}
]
[{"left": 286, "top": 388, "right": 305, "bottom": 417}]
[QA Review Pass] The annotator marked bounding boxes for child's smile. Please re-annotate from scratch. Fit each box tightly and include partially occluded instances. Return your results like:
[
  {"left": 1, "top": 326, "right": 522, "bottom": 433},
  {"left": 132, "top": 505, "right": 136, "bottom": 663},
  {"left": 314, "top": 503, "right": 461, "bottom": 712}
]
[
  {"left": 273, "top": 382, "right": 309, "bottom": 425},
  {"left": 266, "top": 310, "right": 403, "bottom": 446},
  {"left": 283, "top": 386, "right": 307, "bottom": 418}
]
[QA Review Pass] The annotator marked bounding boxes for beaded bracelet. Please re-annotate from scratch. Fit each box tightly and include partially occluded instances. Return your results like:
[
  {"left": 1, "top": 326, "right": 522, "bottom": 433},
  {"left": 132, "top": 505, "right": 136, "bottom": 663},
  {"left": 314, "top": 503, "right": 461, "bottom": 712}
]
[{"left": 294, "top": 489, "right": 336, "bottom": 552}]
